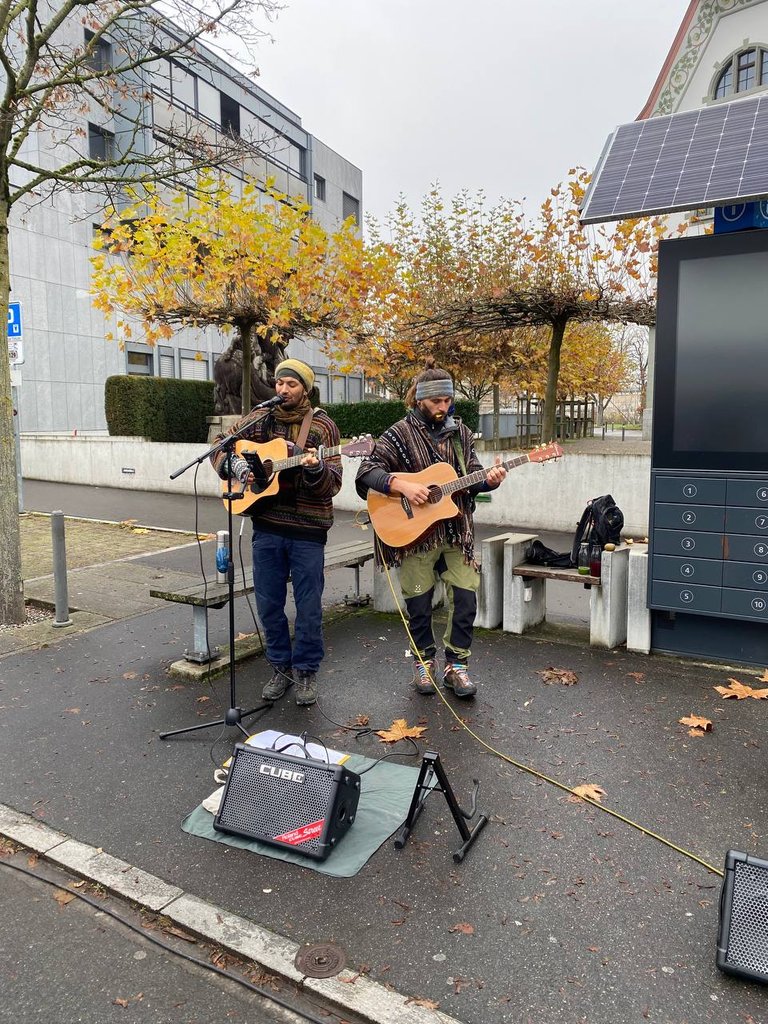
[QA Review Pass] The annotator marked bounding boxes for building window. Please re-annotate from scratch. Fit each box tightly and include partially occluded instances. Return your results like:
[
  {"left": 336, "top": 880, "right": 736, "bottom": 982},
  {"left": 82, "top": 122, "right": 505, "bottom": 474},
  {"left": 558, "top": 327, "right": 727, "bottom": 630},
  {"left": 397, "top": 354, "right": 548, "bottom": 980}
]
[
  {"left": 314, "top": 174, "right": 326, "bottom": 202},
  {"left": 88, "top": 123, "right": 115, "bottom": 161},
  {"left": 180, "top": 352, "right": 209, "bottom": 380},
  {"left": 126, "top": 350, "right": 153, "bottom": 375},
  {"left": 158, "top": 348, "right": 176, "bottom": 377},
  {"left": 84, "top": 29, "right": 111, "bottom": 72},
  {"left": 220, "top": 94, "right": 240, "bottom": 137},
  {"left": 342, "top": 192, "right": 360, "bottom": 225},
  {"left": 348, "top": 375, "right": 363, "bottom": 403},
  {"left": 714, "top": 46, "right": 768, "bottom": 99}
]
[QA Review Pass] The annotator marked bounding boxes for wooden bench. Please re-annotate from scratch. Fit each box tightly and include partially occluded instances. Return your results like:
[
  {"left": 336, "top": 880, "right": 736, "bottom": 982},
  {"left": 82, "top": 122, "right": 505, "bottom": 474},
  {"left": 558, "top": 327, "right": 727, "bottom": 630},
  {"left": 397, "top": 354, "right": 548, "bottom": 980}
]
[
  {"left": 504, "top": 539, "right": 630, "bottom": 648},
  {"left": 150, "top": 538, "right": 375, "bottom": 663}
]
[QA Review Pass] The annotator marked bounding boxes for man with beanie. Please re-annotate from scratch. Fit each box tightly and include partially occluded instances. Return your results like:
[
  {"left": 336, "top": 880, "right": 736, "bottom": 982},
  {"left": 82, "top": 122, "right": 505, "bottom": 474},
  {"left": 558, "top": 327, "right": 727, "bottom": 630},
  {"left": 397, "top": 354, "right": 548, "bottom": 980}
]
[
  {"left": 355, "top": 361, "right": 506, "bottom": 698},
  {"left": 211, "top": 358, "right": 341, "bottom": 707}
]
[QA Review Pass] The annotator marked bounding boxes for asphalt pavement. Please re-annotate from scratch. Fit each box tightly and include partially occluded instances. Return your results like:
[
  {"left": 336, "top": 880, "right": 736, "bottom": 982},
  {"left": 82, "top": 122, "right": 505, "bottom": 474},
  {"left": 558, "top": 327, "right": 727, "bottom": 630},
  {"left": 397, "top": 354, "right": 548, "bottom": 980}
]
[{"left": 3, "top": 480, "right": 768, "bottom": 1024}]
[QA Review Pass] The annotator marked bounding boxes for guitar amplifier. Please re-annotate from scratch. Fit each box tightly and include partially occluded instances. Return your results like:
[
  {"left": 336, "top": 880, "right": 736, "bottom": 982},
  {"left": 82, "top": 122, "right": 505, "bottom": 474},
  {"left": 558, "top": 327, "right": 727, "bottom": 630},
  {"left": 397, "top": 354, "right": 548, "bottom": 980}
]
[
  {"left": 717, "top": 850, "right": 768, "bottom": 983},
  {"left": 214, "top": 744, "right": 361, "bottom": 861}
]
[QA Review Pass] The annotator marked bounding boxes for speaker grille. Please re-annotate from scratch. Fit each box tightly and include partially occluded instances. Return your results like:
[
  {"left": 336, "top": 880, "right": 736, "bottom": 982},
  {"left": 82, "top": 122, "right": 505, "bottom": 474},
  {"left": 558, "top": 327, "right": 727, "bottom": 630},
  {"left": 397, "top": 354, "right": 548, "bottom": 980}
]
[
  {"left": 217, "top": 747, "right": 340, "bottom": 856},
  {"left": 725, "top": 861, "right": 768, "bottom": 974}
]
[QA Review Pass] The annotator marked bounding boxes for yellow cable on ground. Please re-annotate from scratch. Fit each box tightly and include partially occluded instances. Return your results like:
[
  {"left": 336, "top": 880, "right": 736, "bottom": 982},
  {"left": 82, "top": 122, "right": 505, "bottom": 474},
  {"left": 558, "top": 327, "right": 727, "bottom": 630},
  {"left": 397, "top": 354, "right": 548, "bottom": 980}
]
[{"left": 375, "top": 536, "right": 723, "bottom": 878}]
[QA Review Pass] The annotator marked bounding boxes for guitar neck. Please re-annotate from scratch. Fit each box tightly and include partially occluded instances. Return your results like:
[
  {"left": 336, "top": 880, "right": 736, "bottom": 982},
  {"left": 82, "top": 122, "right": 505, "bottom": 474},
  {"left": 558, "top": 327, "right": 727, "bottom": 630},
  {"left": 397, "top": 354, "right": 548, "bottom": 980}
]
[
  {"left": 272, "top": 443, "right": 342, "bottom": 472},
  {"left": 441, "top": 454, "right": 530, "bottom": 495}
]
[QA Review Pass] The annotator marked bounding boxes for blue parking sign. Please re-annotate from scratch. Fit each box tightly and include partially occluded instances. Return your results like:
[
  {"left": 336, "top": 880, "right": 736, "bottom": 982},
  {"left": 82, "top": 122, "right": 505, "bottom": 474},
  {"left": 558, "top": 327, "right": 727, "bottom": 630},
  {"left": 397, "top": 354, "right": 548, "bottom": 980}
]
[{"left": 7, "top": 301, "right": 22, "bottom": 338}]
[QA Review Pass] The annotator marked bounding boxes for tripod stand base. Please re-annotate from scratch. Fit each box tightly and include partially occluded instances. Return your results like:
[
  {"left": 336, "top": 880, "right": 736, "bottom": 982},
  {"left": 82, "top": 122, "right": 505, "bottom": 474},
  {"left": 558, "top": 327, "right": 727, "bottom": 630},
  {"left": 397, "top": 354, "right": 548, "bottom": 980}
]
[
  {"left": 394, "top": 750, "right": 489, "bottom": 862},
  {"left": 160, "top": 703, "right": 269, "bottom": 740}
]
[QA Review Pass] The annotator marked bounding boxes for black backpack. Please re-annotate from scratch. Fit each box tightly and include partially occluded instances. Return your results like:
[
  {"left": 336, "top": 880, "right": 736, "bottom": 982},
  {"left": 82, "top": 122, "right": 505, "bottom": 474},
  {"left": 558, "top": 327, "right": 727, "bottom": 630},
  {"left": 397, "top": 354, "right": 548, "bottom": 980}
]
[
  {"left": 570, "top": 494, "right": 624, "bottom": 565},
  {"left": 525, "top": 539, "right": 573, "bottom": 569}
]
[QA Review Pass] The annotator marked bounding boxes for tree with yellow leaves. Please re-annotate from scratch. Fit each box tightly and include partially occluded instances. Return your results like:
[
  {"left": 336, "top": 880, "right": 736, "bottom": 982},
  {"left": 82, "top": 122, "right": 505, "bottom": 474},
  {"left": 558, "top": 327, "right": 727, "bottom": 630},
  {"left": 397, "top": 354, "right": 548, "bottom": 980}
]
[
  {"left": 372, "top": 172, "right": 671, "bottom": 441},
  {"left": 91, "top": 178, "right": 400, "bottom": 413}
]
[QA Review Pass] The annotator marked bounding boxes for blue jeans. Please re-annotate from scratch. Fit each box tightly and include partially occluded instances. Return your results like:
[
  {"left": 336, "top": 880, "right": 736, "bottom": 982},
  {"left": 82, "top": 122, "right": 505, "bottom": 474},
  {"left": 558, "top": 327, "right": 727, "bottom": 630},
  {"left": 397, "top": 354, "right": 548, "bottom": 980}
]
[{"left": 251, "top": 530, "right": 325, "bottom": 673}]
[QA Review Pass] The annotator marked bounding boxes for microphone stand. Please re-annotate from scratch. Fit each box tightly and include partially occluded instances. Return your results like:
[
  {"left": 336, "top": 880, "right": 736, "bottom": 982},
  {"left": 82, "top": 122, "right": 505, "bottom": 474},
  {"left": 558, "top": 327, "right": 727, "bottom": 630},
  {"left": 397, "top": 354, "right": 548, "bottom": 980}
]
[{"left": 160, "top": 396, "right": 283, "bottom": 741}]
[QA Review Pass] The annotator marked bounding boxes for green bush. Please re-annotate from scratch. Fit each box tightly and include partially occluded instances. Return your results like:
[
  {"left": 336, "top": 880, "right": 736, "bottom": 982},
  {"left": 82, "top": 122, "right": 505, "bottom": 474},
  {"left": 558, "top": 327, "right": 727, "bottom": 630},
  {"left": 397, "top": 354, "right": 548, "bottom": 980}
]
[
  {"left": 323, "top": 399, "right": 479, "bottom": 437},
  {"left": 105, "top": 375, "right": 214, "bottom": 442}
]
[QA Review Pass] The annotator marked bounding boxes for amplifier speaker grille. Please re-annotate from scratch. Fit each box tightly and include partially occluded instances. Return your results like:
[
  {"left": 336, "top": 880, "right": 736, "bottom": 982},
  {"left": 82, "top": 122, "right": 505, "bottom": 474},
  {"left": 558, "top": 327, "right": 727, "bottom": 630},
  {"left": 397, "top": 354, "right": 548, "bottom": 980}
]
[
  {"left": 214, "top": 744, "right": 360, "bottom": 861},
  {"left": 717, "top": 850, "right": 768, "bottom": 983}
]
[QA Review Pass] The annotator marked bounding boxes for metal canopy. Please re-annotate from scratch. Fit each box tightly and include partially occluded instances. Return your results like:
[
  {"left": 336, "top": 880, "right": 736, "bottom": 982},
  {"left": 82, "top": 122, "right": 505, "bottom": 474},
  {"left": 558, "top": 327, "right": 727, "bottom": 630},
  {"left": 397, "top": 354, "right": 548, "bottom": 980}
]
[{"left": 580, "top": 93, "right": 768, "bottom": 224}]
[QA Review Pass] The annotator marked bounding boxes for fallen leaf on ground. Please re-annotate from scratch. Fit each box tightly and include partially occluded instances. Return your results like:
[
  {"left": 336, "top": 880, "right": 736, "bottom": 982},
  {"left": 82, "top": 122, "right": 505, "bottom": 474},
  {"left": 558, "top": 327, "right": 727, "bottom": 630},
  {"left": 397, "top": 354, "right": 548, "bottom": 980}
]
[
  {"left": 715, "top": 679, "right": 768, "bottom": 700},
  {"left": 375, "top": 719, "right": 427, "bottom": 743},
  {"left": 349, "top": 715, "right": 369, "bottom": 727},
  {"left": 449, "top": 922, "right": 475, "bottom": 935},
  {"left": 679, "top": 715, "right": 713, "bottom": 737},
  {"left": 760, "top": 670, "right": 768, "bottom": 683},
  {"left": 235, "top": 632, "right": 254, "bottom": 641},
  {"left": 405, "top": 997, "right": 440, "bottom": 1009},
  {"left": 568, "top": 784, "right": 607, "bottom": 804},
  {"left": 195, "top": 695, "right": 210, "bottom": 704},
  {"left": 122, "top": 672, "right": 137, "bottom": 680},
  {"left": 537, "top": 667, "right": 578, "bottom": 686},
  {"left": 626, "top": 672, "right": 645, "bottom": 683},
  {"left": 113, "top": 997, "right": 129, "bottom": 1008},
  {"left": 53, "top": 889, "right": 76, "bottom": 906}
]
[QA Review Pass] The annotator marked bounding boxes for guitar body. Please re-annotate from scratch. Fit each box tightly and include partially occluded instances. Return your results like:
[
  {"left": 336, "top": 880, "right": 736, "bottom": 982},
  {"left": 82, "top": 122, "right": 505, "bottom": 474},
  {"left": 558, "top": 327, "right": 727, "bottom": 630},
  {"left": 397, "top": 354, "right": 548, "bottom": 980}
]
[
  {"left": 224, "top": 438, "right": 288, "bottom": 516},
  {"left": 367, "top": 464, "right": 461, "bottom": 548}
]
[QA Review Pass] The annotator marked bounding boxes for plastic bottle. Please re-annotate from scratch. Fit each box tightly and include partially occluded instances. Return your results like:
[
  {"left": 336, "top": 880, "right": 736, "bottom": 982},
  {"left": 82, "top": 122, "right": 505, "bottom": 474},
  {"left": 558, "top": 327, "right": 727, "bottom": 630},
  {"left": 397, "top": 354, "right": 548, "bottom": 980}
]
[{"left": 216, "top": 530, "right": 229, "bottom": 583}]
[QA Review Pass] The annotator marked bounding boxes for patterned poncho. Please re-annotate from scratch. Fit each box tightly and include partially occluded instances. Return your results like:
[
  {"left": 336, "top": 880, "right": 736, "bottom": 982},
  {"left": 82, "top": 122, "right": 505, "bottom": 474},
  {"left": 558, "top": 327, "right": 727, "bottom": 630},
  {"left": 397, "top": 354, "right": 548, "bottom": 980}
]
[
  {"left": 355, "top": 411, "right": 485, "bottom": 568},
  {"left": 211, "top": 407, "right": 341, "bottom": 544}
]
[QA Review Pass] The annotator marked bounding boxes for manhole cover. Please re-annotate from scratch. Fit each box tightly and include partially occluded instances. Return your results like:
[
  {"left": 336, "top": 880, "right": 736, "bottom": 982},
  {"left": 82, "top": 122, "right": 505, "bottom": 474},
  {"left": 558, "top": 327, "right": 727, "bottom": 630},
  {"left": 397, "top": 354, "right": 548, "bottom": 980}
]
[{"left": 294, "top": 941, "right": 347, "bottom": 979}]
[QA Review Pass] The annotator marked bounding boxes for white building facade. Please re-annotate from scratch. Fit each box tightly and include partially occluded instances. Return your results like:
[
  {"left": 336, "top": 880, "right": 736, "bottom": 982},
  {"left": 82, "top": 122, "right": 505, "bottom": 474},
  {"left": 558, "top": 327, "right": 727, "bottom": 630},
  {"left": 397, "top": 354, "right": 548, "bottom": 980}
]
[{"left": 11, "top": 18, "right": 364, "bottom": 434}]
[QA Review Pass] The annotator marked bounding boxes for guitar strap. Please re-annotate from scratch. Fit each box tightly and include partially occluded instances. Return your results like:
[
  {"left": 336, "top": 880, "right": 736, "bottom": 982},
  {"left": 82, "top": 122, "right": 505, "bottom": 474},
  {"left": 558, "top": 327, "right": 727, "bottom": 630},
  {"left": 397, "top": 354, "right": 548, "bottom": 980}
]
[
  {"left": 420, "top": 425, "right": 467, "bottom": 476},
  {"left": 293, "top": 409, "right": 315, "bottom": 454}
]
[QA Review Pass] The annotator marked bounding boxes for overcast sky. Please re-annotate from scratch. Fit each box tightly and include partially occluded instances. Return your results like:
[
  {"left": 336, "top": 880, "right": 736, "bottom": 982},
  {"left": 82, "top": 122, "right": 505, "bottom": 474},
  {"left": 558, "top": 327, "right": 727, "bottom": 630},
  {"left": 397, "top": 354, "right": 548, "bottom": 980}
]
[{"left": 252, "top": 0, "right": 688, "bottom": 223}]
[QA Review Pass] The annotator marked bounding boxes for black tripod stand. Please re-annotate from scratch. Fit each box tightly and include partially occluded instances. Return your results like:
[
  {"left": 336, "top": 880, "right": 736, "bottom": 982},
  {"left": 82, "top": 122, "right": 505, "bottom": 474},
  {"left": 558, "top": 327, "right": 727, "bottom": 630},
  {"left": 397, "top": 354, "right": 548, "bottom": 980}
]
[{"left": 160, "top": 399, "right": 281, "bottom": 741}]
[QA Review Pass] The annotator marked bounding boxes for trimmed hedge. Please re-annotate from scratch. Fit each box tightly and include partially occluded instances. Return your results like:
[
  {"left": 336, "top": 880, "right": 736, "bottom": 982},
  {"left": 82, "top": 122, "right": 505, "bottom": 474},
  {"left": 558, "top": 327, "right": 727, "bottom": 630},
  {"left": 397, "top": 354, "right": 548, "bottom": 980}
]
[
  {"left": 323, "top": 399, "right": 479, "bottom": 437},
  {"left": 105, "top": 375, "right": 214, "bottom": 442}
]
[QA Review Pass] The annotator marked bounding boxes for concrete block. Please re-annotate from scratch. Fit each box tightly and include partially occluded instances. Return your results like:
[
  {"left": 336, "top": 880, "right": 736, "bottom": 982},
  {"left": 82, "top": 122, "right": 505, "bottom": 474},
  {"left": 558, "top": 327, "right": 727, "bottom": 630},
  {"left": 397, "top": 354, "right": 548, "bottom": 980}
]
[
  {"left": 476, "top": 532, "right": 515, "bottom": 629},
  {"left": 590, "top": 545, "right": 630, "bottom": 648},
  {"left": 48, "top": 839, "right": 183, "bottom": 910},
  {"left": 502, "top": 534, "right": 543, "bottom": 634},
  {"left": 626, "top": 544, "right": 651, "bottom": 654},
  {"left": 0, "top": 804, "right": 69, "bottom": 853}
]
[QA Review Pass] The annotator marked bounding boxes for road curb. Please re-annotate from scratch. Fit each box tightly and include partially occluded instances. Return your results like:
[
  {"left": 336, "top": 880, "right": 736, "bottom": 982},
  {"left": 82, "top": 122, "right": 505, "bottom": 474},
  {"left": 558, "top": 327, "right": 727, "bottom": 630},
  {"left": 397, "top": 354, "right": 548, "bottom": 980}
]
[{"left": 0, "top": 803, "right": 462, "bottom": 1024}]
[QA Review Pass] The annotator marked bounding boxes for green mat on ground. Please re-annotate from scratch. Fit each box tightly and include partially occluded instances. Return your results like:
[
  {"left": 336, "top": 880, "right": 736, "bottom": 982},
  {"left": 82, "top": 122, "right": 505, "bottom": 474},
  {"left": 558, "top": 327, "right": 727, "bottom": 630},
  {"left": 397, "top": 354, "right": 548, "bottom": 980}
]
[{"left": 181, "top": 754, "right": 425, "bottom": 878}]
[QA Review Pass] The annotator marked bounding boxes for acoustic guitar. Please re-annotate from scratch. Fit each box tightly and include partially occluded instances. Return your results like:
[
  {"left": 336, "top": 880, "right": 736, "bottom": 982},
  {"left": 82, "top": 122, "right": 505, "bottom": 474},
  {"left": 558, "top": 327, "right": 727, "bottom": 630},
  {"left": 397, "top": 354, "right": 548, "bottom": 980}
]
[
  {"left": 367, "top": 442, "right": 564, "bottom": 548},
  {"left": 222, "top": 435, "right": 374, "bottom": 516}
]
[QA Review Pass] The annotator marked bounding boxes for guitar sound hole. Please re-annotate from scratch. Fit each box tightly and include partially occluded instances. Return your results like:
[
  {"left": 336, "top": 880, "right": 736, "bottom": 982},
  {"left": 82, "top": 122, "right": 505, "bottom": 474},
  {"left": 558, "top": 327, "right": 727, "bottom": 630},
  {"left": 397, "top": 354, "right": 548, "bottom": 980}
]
[{"left": 427, "top": 486, "right": 443, "bottom": 504}]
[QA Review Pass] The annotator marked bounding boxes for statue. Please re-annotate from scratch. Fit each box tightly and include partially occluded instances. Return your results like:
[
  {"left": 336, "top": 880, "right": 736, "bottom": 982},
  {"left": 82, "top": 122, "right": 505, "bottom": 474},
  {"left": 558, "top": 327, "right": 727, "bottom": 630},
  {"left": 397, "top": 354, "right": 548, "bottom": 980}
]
[{"left": 213, "top": 333, "right": 287, "bottom": 414}]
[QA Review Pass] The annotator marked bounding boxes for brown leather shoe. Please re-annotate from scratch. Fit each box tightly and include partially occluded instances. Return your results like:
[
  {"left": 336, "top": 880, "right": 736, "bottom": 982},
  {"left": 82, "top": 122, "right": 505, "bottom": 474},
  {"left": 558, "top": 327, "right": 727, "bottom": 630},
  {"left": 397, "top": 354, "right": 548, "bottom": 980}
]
[
  {"left": 413, "top": 657, "right": 437, "bottom": 695},
  {"left": 443, "top": 662, "right": 477, "bottom": 698}
]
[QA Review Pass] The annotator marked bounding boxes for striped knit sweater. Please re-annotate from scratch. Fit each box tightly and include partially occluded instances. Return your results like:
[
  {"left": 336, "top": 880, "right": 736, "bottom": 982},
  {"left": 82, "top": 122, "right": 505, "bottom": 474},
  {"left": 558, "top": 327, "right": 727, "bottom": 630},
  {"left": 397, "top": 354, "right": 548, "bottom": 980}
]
[
  {"left": 355, "top": 411, "right": 485, "bottom": 568},
  {"left": 211, "top": 408, "right": 341, "bottom": 544}
]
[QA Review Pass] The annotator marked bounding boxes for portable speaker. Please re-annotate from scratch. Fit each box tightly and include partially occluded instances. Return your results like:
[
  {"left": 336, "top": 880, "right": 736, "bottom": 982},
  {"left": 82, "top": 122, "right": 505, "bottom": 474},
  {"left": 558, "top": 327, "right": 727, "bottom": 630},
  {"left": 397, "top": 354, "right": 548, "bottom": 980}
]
[
  {"left": 213, "top": 744, "right": 361, "bottom": 861},
  {"left": 716, "top": 850, "right": 768, "bottom": 982}
]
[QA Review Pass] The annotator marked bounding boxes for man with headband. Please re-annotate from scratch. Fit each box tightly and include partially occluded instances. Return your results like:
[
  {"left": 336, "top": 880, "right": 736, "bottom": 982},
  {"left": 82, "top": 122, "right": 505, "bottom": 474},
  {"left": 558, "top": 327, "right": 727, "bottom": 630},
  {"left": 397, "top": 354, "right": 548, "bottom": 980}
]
[
  {"left": 211, "top": 358, "right": 341, "bottom": 707},
  {"left": 356, "top": 360, "right": 506, "bottom": 698}
]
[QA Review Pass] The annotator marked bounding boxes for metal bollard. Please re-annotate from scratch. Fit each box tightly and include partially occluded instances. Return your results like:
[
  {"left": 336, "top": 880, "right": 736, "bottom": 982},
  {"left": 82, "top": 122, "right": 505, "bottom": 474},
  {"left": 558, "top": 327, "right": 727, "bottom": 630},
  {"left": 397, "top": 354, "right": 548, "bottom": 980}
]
[{"left": 51, "top": 511, "right": 73, "bottom": 627}]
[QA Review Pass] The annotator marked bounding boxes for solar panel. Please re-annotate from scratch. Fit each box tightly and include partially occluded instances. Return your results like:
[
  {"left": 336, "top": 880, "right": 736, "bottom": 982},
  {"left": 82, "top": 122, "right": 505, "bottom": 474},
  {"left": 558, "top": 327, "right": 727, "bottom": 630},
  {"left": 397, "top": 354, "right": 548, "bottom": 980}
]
[{"left": 580, "top": 94, "right": 768, "bottom": 224}]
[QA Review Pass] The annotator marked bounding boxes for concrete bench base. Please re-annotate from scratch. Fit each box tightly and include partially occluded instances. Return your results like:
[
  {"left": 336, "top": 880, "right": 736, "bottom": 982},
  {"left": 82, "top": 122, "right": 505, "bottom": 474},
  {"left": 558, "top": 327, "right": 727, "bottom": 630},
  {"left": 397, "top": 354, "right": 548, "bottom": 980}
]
[
  {"left": 504, "top": 543, "right": 630, "bottom": 649},
  {"left": 151, "top": 539, "right": 374, "bottom": 664},
  {"left": 626, "top": 545, "right": 651, "bottom": 654}
]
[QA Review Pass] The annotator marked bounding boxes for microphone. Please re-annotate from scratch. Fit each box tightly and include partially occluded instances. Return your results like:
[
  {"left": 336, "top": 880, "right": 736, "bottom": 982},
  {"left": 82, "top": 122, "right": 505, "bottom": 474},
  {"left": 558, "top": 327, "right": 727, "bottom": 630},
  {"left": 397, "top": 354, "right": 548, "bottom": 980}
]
[{"left": 253, "top": 394, "right": 285, "bottom": 409}]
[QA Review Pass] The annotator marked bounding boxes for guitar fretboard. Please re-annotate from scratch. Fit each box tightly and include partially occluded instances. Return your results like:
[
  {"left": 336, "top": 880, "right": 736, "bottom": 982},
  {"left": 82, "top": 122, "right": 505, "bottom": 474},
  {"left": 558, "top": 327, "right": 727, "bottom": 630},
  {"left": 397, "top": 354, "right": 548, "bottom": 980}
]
[
  {"left": 245, "top": 443, "right": 343, "bottom": 473},
  {"left": 441, "top": 455, "right": 530, "bottom": 495}
]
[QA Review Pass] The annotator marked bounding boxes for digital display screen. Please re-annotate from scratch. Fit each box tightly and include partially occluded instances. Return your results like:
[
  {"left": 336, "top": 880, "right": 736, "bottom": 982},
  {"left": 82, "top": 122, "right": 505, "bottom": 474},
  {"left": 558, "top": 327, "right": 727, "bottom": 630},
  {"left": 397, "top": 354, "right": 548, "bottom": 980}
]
[{"left": 673, "top": 251, "right": 768, "bottom": 454}]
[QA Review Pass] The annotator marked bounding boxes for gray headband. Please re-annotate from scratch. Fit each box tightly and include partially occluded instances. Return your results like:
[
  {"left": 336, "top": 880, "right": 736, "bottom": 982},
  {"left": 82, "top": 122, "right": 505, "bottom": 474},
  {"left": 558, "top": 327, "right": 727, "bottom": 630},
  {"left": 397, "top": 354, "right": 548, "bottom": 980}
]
[{"left": 415, "top": 379, "right": 454, "bottom": 400}]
